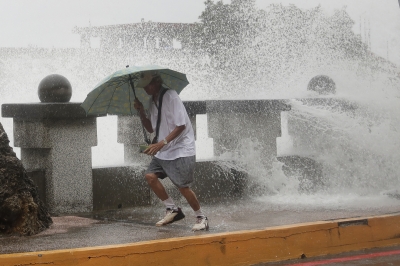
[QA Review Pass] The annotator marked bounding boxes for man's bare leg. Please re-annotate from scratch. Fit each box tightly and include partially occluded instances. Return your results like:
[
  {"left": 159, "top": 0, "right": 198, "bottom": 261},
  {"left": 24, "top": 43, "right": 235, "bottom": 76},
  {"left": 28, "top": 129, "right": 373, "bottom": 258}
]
[
  {"left": 145, "top": 173, "right": 168, "bottom": 201},
  {"left": 179, "top": 187, "right": 200, "bottom": 211},
  {"left": 146, "top": 173, "right": 186, "bottom": 226},
  {"left": 179, "top": 187, "right": 209, "bottom": 231}
]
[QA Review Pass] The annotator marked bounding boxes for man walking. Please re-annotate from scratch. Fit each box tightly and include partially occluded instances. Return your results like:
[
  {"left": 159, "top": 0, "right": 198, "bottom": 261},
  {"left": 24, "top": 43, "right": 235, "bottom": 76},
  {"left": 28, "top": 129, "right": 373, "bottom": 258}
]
[{"left": 133, "top": 71, "right": 208, "bottom": 231}]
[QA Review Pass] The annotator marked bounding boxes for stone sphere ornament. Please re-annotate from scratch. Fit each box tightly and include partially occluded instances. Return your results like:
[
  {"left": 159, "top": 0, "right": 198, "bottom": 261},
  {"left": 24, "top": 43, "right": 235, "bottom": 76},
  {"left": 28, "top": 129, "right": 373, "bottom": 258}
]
[
  {"left": 38, "top": 74, "right": 72, "bottom": 102},
  {"left": 307, "top": 75, "right": 336, "bottom": 95}
]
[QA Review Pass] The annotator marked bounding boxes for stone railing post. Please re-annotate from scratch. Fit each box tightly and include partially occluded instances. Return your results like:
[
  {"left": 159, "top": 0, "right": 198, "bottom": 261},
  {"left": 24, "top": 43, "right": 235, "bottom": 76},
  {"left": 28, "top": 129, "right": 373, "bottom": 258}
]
[
  {"left": 286, "top": 98, "right": 357, "bottom": 154},
  {"left": 207, "top": 100, "right": 291, "bottom": 167},
  {"left": 1, "top": 103, "right": 100, "bottom": 214},
  {"left": 117, "top": 115, "right": 152, "bottom": 164},
  {"left": 184, "top": 101, "right": 207, "bottom": 141}
]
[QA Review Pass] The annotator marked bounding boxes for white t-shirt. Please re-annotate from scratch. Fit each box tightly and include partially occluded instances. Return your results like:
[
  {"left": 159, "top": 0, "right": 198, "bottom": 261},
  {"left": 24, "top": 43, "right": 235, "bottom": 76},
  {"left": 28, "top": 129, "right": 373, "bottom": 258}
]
[{"left": 148, "top": 89, "right": 196, "bottom": 160}]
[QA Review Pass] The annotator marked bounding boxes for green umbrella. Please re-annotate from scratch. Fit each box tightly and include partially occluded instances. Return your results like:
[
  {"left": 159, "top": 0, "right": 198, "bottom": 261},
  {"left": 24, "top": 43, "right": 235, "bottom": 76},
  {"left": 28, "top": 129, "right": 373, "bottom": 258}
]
[
  {"left": 81, "top": 65, "right": 189, "bottom": 143},
  {"left": 81, "top": 65, "right": 189, "bottom": 116}
]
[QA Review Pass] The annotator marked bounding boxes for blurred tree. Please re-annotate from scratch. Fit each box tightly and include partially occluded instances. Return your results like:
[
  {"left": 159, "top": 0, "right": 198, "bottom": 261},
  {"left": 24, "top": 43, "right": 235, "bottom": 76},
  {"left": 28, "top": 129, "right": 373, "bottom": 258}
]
[
  {"left": 182, "top": 1, "right": 366, "bottom": 96},
  {"left": 182, "top": 0, "right": 263, "bottom": 96}
]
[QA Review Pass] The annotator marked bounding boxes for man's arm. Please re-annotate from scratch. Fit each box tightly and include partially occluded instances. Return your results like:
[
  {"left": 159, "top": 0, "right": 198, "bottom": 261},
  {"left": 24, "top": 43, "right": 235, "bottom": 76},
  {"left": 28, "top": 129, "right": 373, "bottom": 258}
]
[
  {"left": 134, "top": 98, "right": 154, "bottom": 133},
  {"left": 164, "top": 125, "right": 185, "bottom": 144},
  {"left": 138, "top": 108, "right": 154, "bottom": 133},
  {"left": 144, "top": 125, "right": 185, "bottom": 156}
]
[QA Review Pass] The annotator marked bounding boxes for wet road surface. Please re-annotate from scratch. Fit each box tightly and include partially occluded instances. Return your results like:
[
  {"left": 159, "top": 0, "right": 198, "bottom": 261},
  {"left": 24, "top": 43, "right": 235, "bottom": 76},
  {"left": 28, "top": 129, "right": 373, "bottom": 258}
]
[{"left": 1, "top": 199, "right": 399, "bottom": 255}]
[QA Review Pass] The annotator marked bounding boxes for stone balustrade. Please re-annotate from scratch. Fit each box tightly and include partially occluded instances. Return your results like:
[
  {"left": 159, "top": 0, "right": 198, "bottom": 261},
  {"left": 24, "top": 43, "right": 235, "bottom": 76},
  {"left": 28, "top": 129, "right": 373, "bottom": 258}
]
[{"left": 2, "top": 99, "right": 290, "bottom": 213}]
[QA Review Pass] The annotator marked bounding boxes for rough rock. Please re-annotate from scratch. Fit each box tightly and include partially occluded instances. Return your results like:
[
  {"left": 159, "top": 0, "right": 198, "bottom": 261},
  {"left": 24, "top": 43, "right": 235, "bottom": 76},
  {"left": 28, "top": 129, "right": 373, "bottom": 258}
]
[{"left": 0, "top": 122, "right": 52, "bottom": 236}]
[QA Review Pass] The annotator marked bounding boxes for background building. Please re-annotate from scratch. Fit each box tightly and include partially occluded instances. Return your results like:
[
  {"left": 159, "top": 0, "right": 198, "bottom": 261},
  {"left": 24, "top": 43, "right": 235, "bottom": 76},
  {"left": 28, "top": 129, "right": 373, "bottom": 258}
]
[{"left": 72, "top": 20, "right": 198, "bottom": 50}]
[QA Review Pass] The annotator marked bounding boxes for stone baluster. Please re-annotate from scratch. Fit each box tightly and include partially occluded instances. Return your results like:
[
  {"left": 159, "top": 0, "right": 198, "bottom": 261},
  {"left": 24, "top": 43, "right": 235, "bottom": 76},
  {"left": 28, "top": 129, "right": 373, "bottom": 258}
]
[
  {"left": 117, "top": 115, "right": 152, "bottom": 164},
  {"left": 207, "top": 100, "right": 291, "bottom": 168},
  {"left": 184, "top": 101, "right": 207, "bottom": 141},
  {"left": 1, "top": 74, "right": 102, "bottom": 214},
  {"left": 1, "top": 103, "right": 100, "bottom": 214}
]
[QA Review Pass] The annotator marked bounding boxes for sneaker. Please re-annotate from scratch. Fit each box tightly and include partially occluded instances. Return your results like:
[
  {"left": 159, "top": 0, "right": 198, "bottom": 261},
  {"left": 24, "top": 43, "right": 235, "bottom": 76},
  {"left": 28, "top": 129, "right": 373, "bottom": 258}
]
[
  {"left": 156, "top": 208, "right": 185, "bottom": 227},
  {"left": 192, "top": 216, "right": 209, "bottom": 231}
]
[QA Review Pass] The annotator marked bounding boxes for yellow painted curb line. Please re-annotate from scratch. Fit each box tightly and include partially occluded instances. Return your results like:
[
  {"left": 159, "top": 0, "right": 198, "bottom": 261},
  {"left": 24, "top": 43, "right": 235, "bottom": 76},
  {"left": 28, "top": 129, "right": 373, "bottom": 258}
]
[{"left": 1, "top": 213, "right": 400, "bottom": 266}]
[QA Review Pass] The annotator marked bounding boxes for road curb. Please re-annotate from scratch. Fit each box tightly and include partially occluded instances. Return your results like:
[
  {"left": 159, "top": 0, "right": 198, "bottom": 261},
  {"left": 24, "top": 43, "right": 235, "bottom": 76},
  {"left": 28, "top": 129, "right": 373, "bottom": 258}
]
[{"left": 1, "top": 213, "right": 400, "bottom": 266}]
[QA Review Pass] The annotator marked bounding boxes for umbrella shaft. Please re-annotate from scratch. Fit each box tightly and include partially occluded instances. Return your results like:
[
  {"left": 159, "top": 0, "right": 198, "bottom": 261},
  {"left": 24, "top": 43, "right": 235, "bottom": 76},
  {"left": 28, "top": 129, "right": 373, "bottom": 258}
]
[
  {"left": 128, "top": 74, "right": 150, "bottom": 144},
  {"left": 128, "top": 75, "right": 137, "bottom": 99}
]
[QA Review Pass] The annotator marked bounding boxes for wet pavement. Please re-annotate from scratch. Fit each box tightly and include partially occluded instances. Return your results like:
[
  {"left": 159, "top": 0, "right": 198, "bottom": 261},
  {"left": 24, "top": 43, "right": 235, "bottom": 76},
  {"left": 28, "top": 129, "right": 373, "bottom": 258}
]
[{"left": 1, "top": 198, "right": 399, "bottom": 255}]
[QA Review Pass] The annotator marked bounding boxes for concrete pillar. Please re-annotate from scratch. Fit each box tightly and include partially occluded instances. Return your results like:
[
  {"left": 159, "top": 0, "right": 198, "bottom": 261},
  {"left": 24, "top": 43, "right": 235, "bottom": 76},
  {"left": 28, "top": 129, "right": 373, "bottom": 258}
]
[
  {"left": 80, "top": 33, "right": 91, "bottom": 48},
  {"left": 1, "top": 103, "right": 100, "bottom": 214},
  {"left": 286, "top": 98, "right": 356, "bottom": 155},
  {"left": 145, "top": 35, "right": 157, "bottom": 50},
  {"left": 159, "top": 38, "right": 173, "bottom": 49},
  {"left": 117, "top": 115, "right": 152, "bottom": 165},
  {"left": 184, "top": 101, "right": 207, "bottom": 141},
  {"left": 207, "top": 100, "right": 290, "bottom": 167}
]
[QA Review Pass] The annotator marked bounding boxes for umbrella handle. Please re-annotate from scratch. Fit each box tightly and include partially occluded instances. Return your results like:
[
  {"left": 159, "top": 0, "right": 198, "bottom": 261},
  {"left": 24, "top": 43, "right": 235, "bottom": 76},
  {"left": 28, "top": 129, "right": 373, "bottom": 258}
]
[
  {"left": 128, "top": 74, "right": 137, "bottom": 99},
  {"left": 128, "top": 74, "right": 151, "bottom": 144}
]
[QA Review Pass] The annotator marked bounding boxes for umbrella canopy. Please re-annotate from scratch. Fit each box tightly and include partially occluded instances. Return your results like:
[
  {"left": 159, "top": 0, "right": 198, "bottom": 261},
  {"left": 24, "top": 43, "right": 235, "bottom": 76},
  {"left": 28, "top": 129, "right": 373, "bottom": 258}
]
[{"left": 81, "top": 65, "right": 189, "bottom": 116}]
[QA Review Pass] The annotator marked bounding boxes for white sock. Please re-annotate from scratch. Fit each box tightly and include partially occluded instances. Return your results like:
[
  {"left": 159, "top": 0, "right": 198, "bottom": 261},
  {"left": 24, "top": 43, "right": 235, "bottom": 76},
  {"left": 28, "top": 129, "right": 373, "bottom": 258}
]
[
  {"left": 194, "top": 208, "right": 205, "bottom": 218},
  {"left": 162, "top": 197, "right": 177, "bottom": 210}
]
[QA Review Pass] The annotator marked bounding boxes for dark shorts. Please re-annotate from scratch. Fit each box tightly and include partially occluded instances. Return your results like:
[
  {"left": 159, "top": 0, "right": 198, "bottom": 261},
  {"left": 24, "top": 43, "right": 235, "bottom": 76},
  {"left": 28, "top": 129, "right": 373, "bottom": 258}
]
[{"left": 145, "top": 156, "right": 196, "bottom": 188}]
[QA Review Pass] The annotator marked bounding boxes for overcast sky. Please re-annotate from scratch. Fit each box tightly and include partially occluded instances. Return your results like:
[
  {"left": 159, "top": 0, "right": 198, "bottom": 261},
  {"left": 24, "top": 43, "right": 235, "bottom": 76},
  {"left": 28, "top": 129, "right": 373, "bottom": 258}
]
[{"left": 0, "top": 0, "right": 399, "bottom": 64}]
